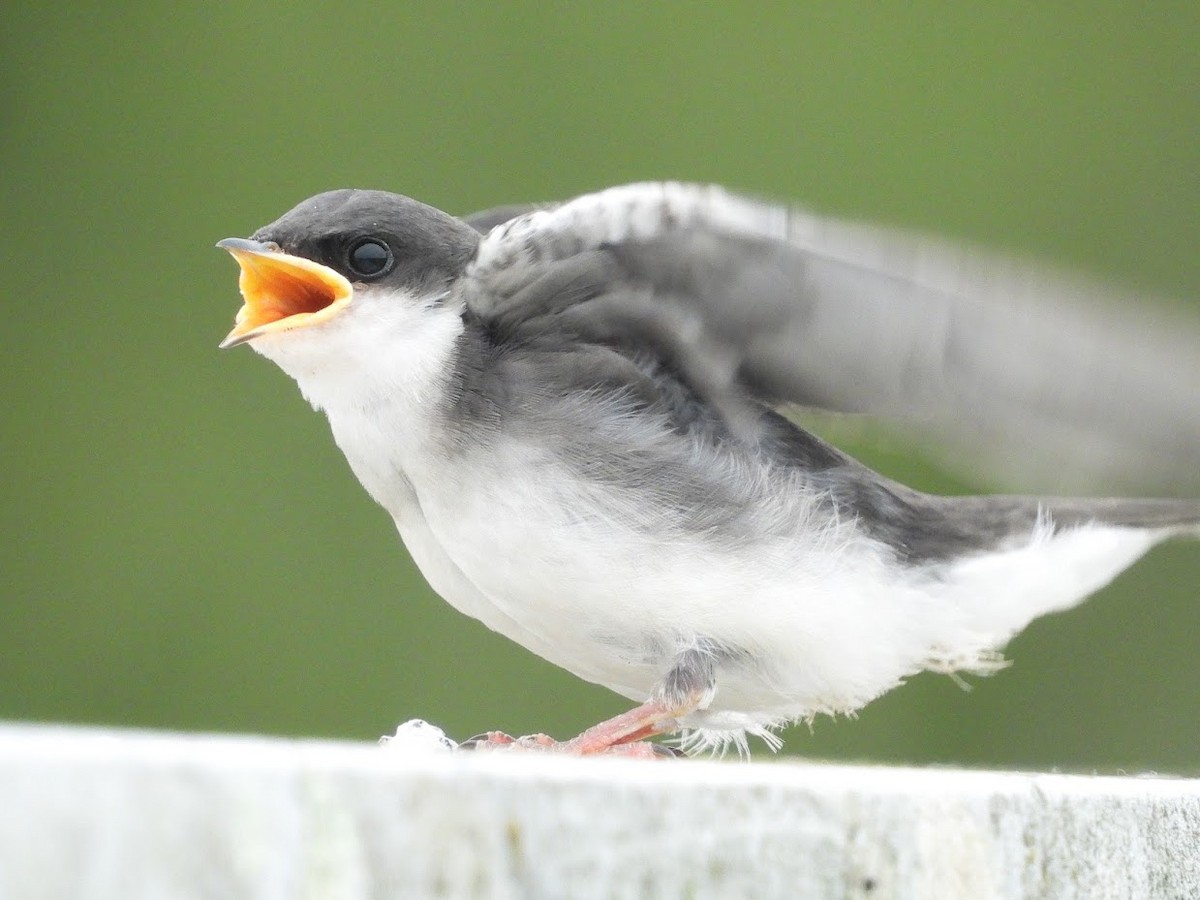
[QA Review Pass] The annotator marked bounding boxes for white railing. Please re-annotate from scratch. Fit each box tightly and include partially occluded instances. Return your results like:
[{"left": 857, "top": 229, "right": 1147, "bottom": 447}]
[{"left": 0, "top": 723, "right": 1196, "bottom": 899}]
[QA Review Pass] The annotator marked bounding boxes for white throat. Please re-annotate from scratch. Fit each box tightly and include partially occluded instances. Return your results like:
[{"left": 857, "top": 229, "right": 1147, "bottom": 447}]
[
  {"left": 247, "top": 286, "right": 467, "bottom": 507},
  {"left": 249, "top": 287, "right": 463, "bottom": 413}
]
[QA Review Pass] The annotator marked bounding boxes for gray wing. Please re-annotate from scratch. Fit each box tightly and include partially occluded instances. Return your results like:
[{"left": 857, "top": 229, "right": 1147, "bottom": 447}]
[{"left": 460, "top": 182, "right": 1200, "bottom": 493}]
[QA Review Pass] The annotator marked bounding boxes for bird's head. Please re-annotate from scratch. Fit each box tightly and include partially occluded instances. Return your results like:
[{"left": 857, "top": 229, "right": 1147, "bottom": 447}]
[{"left": 218, "top": 189, "right": 479, "bottom": 409}]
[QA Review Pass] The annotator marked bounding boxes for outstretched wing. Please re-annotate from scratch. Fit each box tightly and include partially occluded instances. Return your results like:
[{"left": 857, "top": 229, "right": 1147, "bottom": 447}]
[{"left": 460, "top": 182, "right": 1200, "bottom": 492}]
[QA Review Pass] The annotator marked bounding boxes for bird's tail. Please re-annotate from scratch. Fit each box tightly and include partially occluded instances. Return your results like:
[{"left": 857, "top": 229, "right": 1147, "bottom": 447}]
[
  {"left": 927, "top": 493, "right": 1200, "bottom": 549},
  {"left": 917, "top": 494, "right": 1197, "bottom": 674},
  {"left": 1042, "top": 495, "right": 1200, "bottom": 536}
]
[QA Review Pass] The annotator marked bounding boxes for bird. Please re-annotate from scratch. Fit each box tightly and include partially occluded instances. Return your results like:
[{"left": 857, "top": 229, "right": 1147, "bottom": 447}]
[{"left": 217, "top": 182, "right": 1200, "bottom": 757}]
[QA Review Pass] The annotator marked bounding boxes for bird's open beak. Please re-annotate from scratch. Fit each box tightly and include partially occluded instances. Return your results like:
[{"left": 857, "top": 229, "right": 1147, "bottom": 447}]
[{"left": 217, "top": 238, "right": 353, "bottom": 349}]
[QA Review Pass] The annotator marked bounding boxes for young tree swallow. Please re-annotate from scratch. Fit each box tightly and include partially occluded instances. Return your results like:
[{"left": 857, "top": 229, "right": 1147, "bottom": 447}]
[{"left": 219, "top": 183, "right": 1199, "bottom": 756}]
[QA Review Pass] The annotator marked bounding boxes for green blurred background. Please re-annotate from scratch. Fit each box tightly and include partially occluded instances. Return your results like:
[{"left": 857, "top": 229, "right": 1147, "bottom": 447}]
[{"left": 2, "top": 4, "right": 1197, "bottom": 772}]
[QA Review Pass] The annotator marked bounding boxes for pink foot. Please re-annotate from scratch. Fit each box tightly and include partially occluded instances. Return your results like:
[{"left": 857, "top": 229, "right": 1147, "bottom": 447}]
[
  {"left": 461, "top": 731, "right": 678, "bottom": 758},
  {"left": 459, "top": 694, "right": 699, "bottom": 759}
]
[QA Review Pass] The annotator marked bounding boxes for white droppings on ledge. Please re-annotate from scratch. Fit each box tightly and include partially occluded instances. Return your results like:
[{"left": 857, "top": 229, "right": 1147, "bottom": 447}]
[
  {"left": 378, "top": 718, "right": 457, "bottom": 754},
  {"left": 0, "top": 723, "right": 1197, "bottom": 899}
]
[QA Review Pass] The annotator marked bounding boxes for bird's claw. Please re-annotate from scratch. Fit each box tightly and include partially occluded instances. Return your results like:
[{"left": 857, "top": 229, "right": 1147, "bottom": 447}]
[{"left": 459, "top": 730, "right": 679, "bottom": 758}]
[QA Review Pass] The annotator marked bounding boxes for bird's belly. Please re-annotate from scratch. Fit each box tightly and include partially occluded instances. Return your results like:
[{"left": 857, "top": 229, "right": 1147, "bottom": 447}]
[
  {"left": 391, "top": 505, "right": 618, "bottom": 689},
  {"left": 386, "top": 431, "right": 1166, "bottom": 729},
  {"left": 395, "top": 499, "right": 680, "bottom": 701},
  {"left": 401, "top": 460, "right": 936, "bottom": 714}
]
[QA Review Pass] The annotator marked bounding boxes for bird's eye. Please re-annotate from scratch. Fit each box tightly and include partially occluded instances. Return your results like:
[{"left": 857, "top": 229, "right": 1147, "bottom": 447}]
[{"left": 347, "top": 239, "right": 393, "bottom": 278}]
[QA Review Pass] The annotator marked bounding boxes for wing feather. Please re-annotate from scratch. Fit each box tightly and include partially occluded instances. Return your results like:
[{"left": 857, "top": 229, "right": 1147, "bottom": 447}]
[{"left": 461, "top": 183, "right": 1200, "bottom": 491}]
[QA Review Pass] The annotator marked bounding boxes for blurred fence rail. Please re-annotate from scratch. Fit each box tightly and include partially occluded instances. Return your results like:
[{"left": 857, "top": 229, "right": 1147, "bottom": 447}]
[{"left": 0, "top": 723, "right": 1196, "bottom": 899}]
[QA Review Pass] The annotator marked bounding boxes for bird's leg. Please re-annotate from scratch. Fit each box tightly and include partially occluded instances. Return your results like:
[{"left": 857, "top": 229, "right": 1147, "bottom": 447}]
[
  {"left": 562, "top": 645, "right": 716, "bottom": 754},
  {"left": 463, "top": 645, "right": 715, "bottom": 758},
  {"left": 555, "top": 695, "right": 698, "bottom": 755}
]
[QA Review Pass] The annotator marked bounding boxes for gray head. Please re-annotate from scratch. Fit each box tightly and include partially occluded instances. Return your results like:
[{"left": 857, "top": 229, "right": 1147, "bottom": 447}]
[
  {"left": 218, "top": 190, "right": 481, "bottom": 411},
  {"left": 250, "top": 189, "right": 480, "bottom": 295}
]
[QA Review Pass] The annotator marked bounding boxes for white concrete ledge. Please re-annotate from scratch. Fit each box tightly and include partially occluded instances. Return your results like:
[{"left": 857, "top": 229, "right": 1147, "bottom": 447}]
[{"left": 1, "top": 723, "right": 1197, "bottom": 899}]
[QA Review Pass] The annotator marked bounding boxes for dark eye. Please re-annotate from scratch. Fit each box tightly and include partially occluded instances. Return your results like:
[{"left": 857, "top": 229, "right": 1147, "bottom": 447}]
[{"left": 347, "top": 238, "right": 393, "bottom": 278}]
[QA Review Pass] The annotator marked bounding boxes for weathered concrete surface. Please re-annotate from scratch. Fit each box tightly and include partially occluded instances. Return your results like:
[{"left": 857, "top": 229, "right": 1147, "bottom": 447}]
[{"left": 0, "top": 723, "right": 1197, "bottom": 899}]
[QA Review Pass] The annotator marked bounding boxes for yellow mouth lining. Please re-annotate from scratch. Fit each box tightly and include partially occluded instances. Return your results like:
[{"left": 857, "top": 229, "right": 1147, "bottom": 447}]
[{"left": 218, "top": 241, "right": 353, "bottom": 348}]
